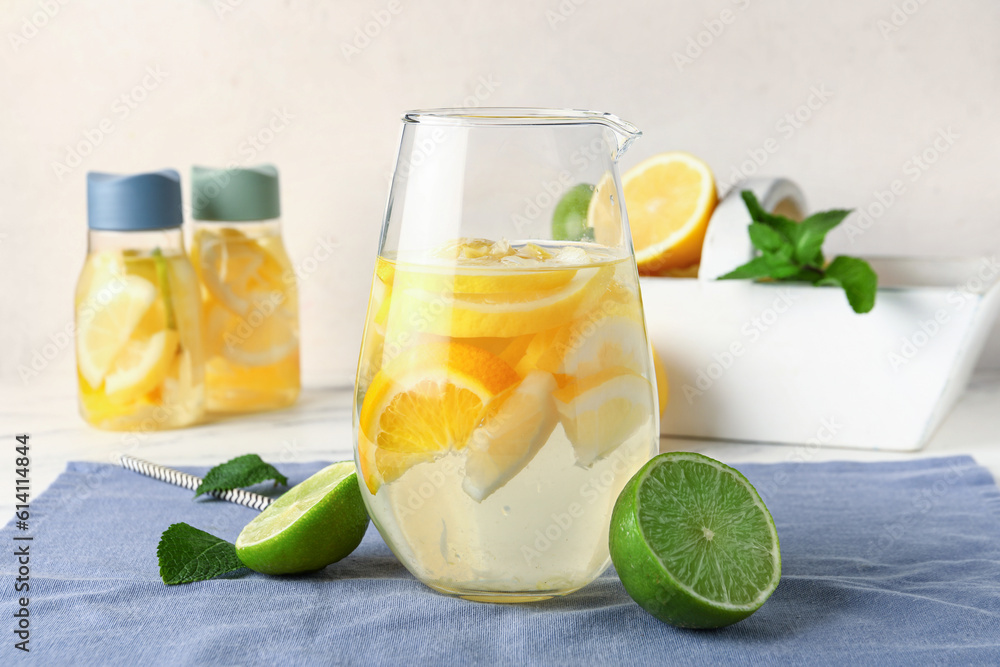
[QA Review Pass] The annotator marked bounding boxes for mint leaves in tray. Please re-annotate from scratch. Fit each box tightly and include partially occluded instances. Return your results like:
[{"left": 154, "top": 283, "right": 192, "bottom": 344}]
[{"left": 718, "top": 190, "right": 878, "bottom": 313}]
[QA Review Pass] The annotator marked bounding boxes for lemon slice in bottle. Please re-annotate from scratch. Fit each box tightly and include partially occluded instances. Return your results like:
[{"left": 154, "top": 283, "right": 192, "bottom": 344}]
[
  {"left": 77, "top": 275, "right": 157, "bottom": 388},
  {"left": 104, "top": 329, "right": 180, "bottom": 404}
]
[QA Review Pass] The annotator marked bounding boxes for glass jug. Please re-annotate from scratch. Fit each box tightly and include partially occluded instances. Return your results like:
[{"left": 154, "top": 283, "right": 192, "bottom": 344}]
[{"left": 353, "top": 108, "right": 659, "bottom": 602}]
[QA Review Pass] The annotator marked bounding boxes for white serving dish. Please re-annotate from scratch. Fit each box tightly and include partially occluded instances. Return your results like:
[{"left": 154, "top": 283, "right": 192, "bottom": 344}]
[{"left": 640, "top": 178, "right": 1000, "bottom": 451}]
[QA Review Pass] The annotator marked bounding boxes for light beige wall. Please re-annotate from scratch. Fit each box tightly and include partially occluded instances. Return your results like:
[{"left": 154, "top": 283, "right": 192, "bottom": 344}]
[{"left": 2, "top": 0, "right": 999, "bottom": 387}]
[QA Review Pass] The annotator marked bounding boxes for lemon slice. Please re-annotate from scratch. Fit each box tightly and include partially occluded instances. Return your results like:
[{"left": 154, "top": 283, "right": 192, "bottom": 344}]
[
  {"left": 357, "top": 341, "right": 519, "bottom": 494},
  {"left": 553, "top": 368, "right": 654, "bottom": 467},
  {"left": 77, "top": 275, "right": 157, "bottom": 388},
  {"left": 463, "top": 370, "right": 559, "bottom": 502},
  {"left": 196, "top": 230, "right": 286, "bottom": 315},
  {"left": 652, "top": 348, "right": 669, "bottom": 417},
  {"left": 206, "top": 304, "right": 298, "bottom": 368},
  {"left": 557, "top": 315, "right": 651, "bottom": 377},
  {"left": 377, "top": 257, "right": 577, "bottom": 295},
  {"left": 393, "top": 265, "right": 614, "bottom": 338},
  {"left": 622, "top": 152, "right": 717, "bottom": 274},
  {"left": 104, "top": 329, "right": 180, "bottom": 403}
]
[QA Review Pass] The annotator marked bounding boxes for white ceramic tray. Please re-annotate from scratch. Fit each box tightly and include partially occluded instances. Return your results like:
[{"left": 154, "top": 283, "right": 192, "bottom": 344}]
[{"left": 640, "top": 178, "right": 1000, "bottom": 451}]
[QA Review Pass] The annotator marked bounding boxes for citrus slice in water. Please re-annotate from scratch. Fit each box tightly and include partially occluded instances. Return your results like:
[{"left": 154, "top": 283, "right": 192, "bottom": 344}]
[
  {"left": 462, "top": 370, "right": 559, "bottom": 502},
  {"left": 196, "top": 230, "right": 286, "bottom": 316},
  {"left": 554, "top": 314, "right": 650, "bottom": 378},
  {"left": 77, "top": 275, "right": 157, "bottom": 388},
  {"left": 235, "top": 461, "right": 369, "bottom": 575},
  {"left": 378, "top": 258, "right": 578, "bottom": 296},
  {"left": 401, "top": 265, "right": 613, "bottom": 338},
  {"left": 553, "top": 367, "right": 654, "bottom": 467},
  {"left": 358, "top": 341, "right": 519, "bottom": 493},
  {"left": 205, "top": 304, "right": 298, "bottom": 367},
  {"left": 104, "top": 329, "right": 180, "bottom": 404},
  {"left": 610, "top": 452, "right": 781, "bottom": 629},
  {"left": 622, "top": 152, "right": 717, "bottom": 274},
  {"left": 651, "top": 348, "right": 669, "bottom": 417}
]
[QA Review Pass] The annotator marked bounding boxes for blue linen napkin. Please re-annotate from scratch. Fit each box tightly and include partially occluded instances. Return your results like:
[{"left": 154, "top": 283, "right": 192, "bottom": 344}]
[{"left": 2, "top": 456, "right": 999, "bottom": 665}]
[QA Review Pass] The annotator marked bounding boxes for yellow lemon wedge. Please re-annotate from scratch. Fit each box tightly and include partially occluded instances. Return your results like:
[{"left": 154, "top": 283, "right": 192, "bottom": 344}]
[
  {"left": 104, "top": 329, "right": 180, "bottom": 404},
  {"left": 358, "top": 341, "right": 519, "bottom": 494},
  {"left": 462, "top": 370, "right": 559, "bottom": 502},
  {"left": 77, "top": 275, "right": 157, "bottom": 388},
  {"left": 622, "top": 152, "right": 717, "bottom": 274},
  {"left": 553, "top": 368, "right": 655, "bottom": 467}
]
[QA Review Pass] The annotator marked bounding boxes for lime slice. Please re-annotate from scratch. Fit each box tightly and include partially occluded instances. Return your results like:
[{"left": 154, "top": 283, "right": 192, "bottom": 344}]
[
  {"left": 609, "top": 452, "right": 781, "bottom": 628},
  {"left": 551, "top": 183, "right": 595, "bottom": 241},
  {"left": 235, "top": 462, "right": 369, "bottom": 575}
]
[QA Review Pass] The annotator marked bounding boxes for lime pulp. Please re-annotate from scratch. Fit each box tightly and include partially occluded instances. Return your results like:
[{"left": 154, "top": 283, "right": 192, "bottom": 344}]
[
  {"left": 235, "top": 461, "right": 369, "bottom": 575},
  {"left": 610, "top": 452, "right": 781, "bottom": 628}
]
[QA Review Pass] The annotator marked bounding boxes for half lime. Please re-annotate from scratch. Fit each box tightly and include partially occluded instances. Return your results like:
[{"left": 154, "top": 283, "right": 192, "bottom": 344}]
[
  {"left": 610, "top": 452, "right": 781, "bottom": 628},
  {"left": 235, "top": 461, "right": 369, "bottom": 575}
]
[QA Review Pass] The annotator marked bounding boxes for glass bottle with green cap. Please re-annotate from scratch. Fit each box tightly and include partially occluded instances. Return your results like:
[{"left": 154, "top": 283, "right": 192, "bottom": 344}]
[
  {"left": 190, "top": 164, "right": 301, "bottom": 412},
  {"left": 75, "top": 169, "right": 205, "bottom": 430}
]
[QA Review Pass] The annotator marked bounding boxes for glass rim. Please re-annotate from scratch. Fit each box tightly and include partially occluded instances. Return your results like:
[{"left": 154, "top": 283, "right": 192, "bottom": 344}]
[{"left": 401, "top": 107, "right": 640, "bottom": 136}]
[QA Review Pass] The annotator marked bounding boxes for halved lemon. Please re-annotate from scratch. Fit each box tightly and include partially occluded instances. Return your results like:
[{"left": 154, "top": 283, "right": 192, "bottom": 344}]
[
  {"left": 463, "top": 370, "right": 559, "bottom": 502},
  {"left": 621, "top": 152, "right": 717, "bottom": 275},
  {"left": 104, "top": 329, "right": 180, "bottom": 404},
  {"left": 77, "top": 275, "right": 157, "bottom": 388},
  {"left": 553, "top": 367, "right": 655, "bottom": 467},
  {"left": 195, "top": 229, "right": 286, "bottom": 315},
  {"left": 358, "top": 341, "right": 519, "bottom": 494}
]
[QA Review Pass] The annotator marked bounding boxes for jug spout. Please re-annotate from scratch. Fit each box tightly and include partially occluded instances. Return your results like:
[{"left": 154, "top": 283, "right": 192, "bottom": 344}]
[
  {"left": 402, "top": 108, "right": 641, "bottom": 159},
  {"left": 592, "top": 112, "right": 641, "bottom": 159}
]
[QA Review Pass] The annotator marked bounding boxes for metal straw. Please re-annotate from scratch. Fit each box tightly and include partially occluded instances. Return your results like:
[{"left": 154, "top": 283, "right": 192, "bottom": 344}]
[{"left": 118, "top": 454, "right": 274, "bottom": 511}]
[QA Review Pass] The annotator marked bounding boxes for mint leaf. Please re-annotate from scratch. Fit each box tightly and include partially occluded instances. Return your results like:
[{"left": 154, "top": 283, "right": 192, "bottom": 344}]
[
  {"left": 741, "top": 190, "right": 800, "bottom": 242},
  {"left": 195, "top": 454, "right": 288, "bottom": 497},
  {"left": 747, "top": 223, "right": 788, "bottom": 253},
  {"left": 816, "top": 256, "right": 878, "bottom": 313},
  {"left": 719, "top": 191, "right": 877, "bottom": 313},
  {"left": 718, "top": 256, "right": 774, "bottom": 280},
  {"left": 794, "top": 209, "right": 850, "bottom": 266},
  {"left": 157, "top": 523, "right": 245, "bottom": 585}
]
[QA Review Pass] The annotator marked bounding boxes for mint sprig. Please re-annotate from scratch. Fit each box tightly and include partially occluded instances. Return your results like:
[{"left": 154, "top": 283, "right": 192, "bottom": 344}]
[
  {"left": 718, "top": 191, "right": 877, "bottom": 313},
  {"left": 157, "top": 523, "right": 245, "bottom": 585},
  {"left": 194, "top": 454, "right": 289, "bottom": 498}
]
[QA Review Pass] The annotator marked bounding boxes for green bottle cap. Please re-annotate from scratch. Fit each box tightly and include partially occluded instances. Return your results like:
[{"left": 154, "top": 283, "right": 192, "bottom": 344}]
[{"left": 191, "top": 165, "right": 281, "bottom": 221}]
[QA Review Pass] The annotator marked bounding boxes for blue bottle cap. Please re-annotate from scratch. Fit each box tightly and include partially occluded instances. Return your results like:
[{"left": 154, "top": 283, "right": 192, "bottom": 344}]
[{"left": 87, "top": 170, "right": 184, "bottom": 231}]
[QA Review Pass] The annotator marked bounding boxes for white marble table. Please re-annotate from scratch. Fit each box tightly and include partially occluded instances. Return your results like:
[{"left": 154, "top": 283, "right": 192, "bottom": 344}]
[{"left": 4, "top": 372, "right": 1000, "bottom": 521}]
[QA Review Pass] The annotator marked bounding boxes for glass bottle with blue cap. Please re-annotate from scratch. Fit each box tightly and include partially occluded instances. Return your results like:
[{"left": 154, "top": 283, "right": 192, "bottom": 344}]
[
  {"left": 75, "top": 169, "right": 205, "bottom": 430},
  {"left": 190, "top": 165, "right": 301, "bottom": 412}
]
